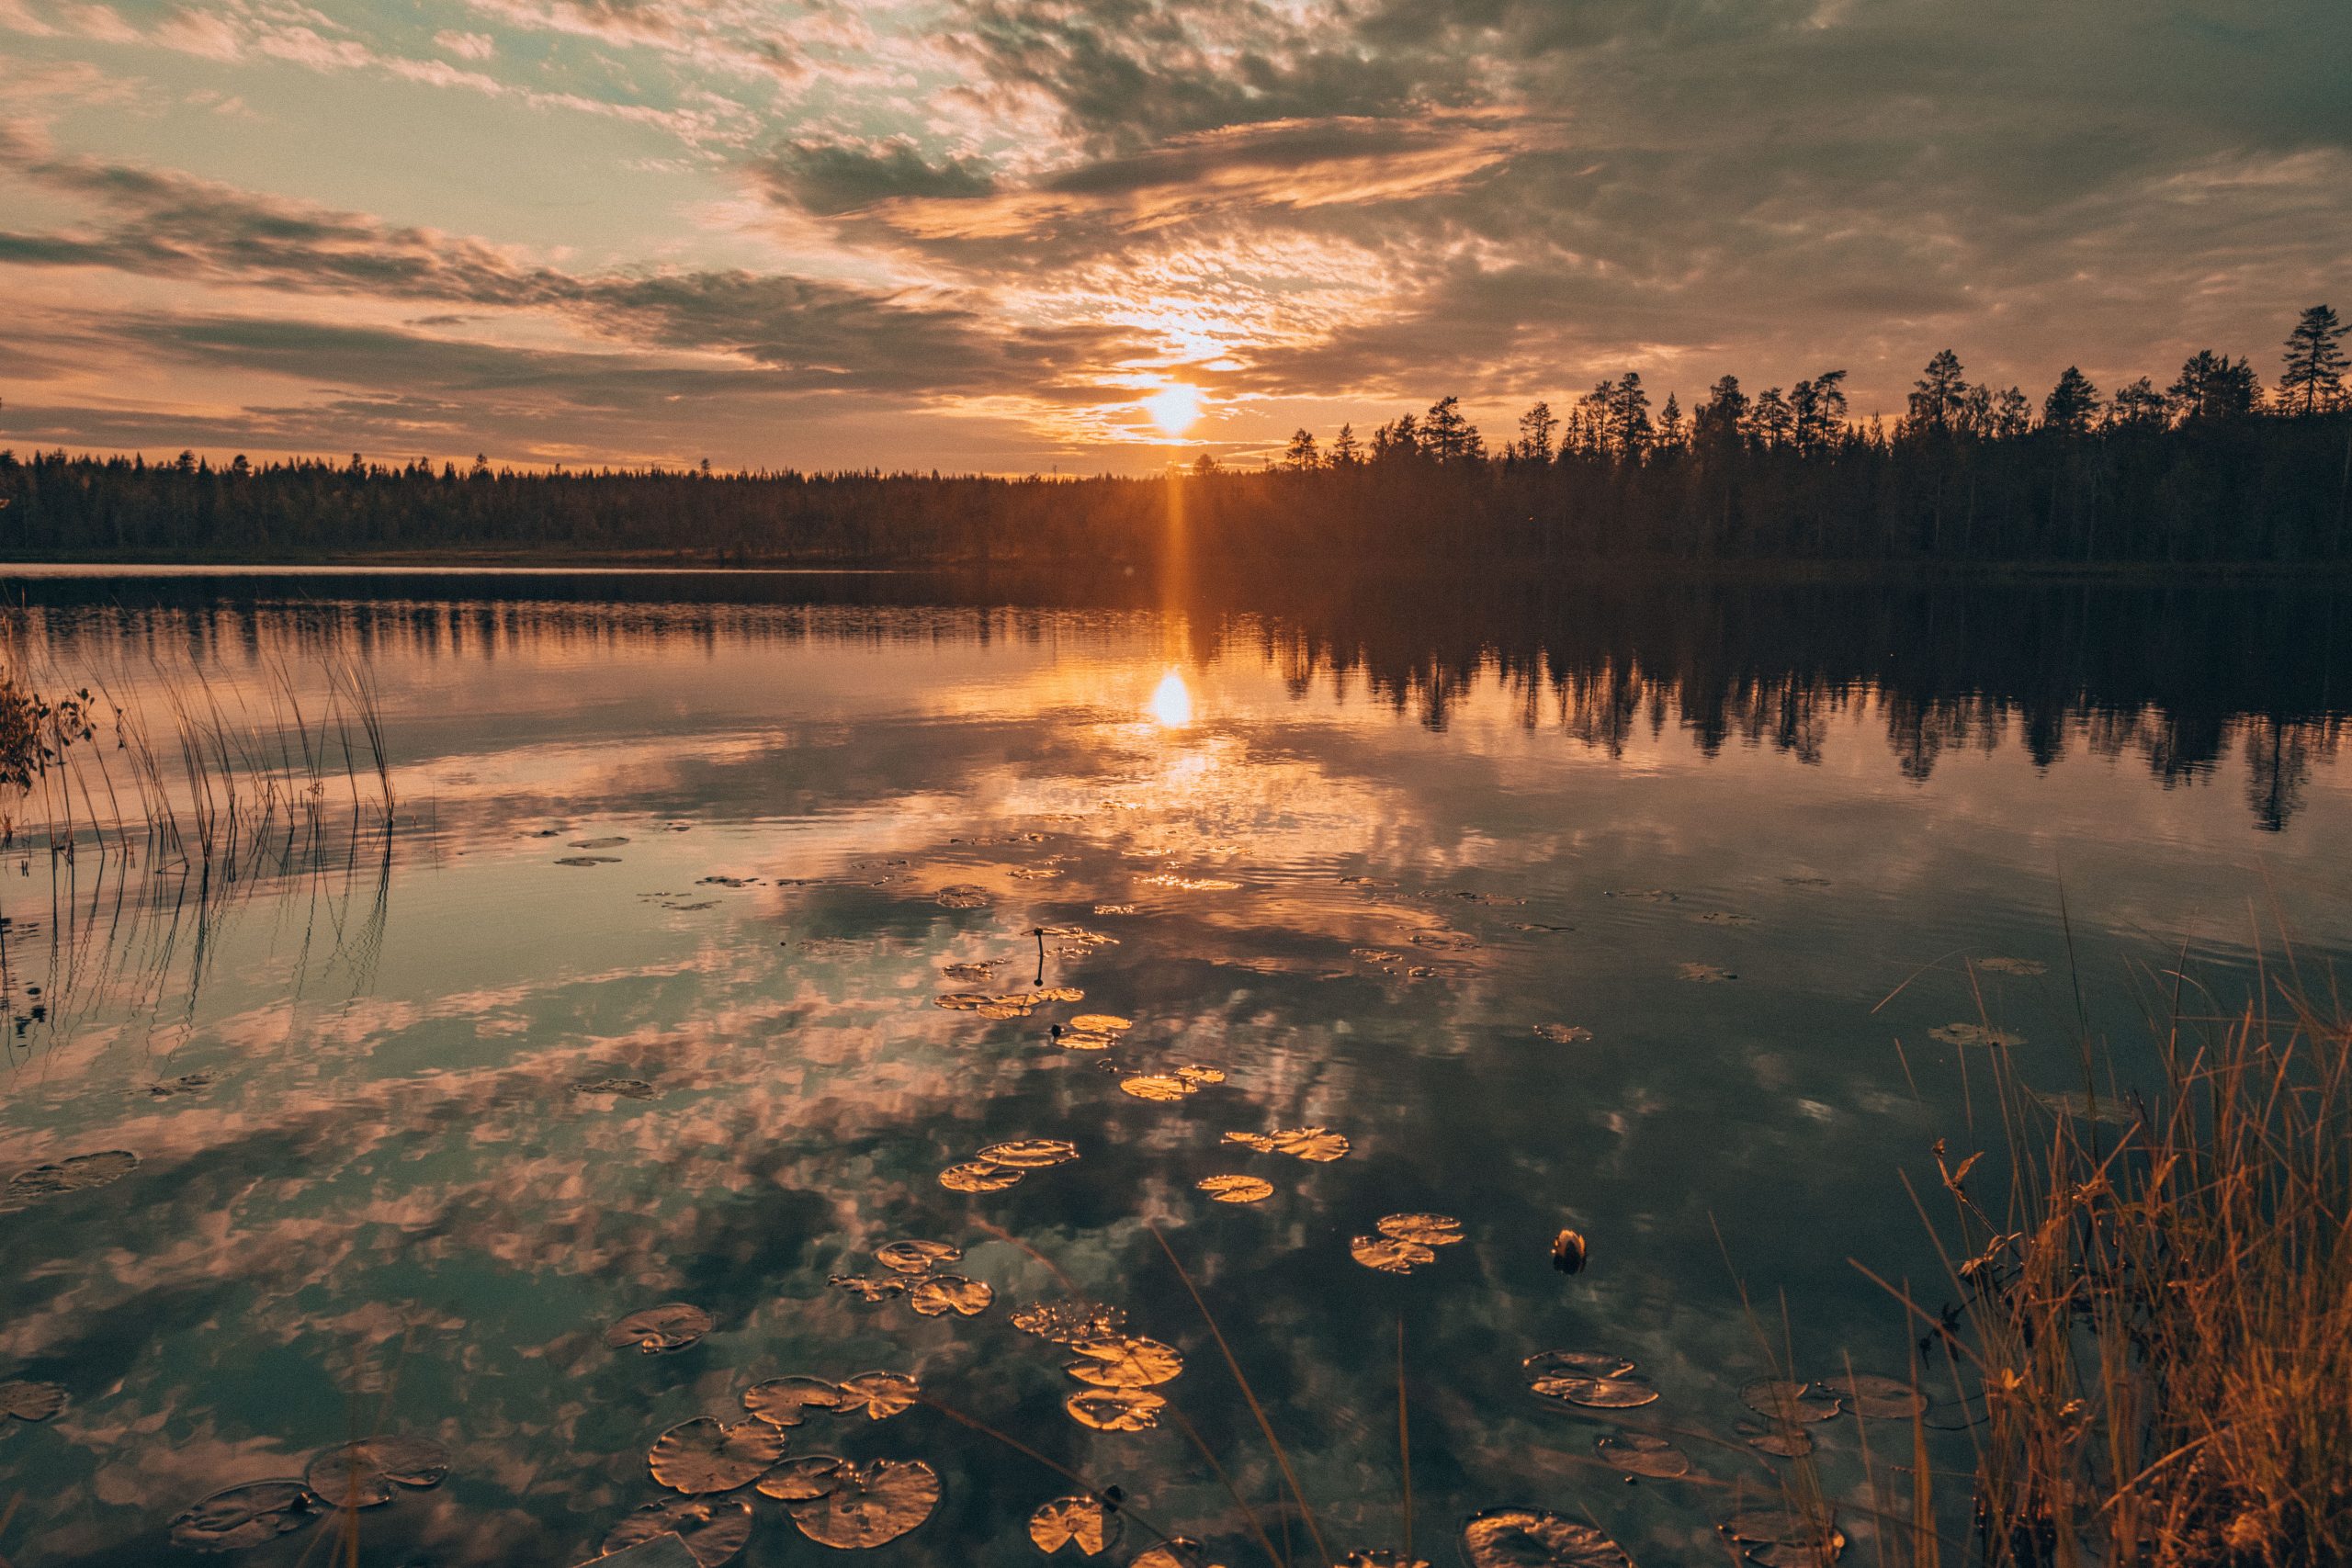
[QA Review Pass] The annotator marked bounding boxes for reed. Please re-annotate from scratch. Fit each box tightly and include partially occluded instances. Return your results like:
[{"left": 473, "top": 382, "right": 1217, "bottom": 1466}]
[{"left": 1879, "top": 953, "right": 2352, "bottom": 1567}]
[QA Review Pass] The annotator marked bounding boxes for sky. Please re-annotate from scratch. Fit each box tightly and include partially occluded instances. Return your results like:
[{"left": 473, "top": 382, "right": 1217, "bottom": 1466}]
[{"left": 1, "top": 0, "right": 2347, "bottom": 474}]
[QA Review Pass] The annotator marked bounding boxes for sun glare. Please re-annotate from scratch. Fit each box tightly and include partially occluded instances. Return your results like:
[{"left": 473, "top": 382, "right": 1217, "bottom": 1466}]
[
  {"left": 1142, "top": 384, "right": 1204, "bottom": 439},
  {"left": 1148, "top": 668, "right": 1194, "bottom": 728}
]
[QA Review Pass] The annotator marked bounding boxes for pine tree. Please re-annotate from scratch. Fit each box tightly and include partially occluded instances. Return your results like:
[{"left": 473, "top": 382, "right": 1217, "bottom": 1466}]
[
  {"left": 2042, "top": 367, "right": 2101, "bottom": 434},
  {"left": 2279, "top": 304, "right": 2347, "bottom": 415}
]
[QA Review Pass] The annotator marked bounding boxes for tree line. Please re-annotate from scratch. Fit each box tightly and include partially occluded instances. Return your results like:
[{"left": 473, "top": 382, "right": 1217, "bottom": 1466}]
[{"left": 3, "top": 305, "right": 2346, "bottom": 567}]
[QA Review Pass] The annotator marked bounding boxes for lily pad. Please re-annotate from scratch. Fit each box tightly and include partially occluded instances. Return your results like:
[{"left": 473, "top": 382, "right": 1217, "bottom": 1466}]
[
  {"left": 1029, "top": 1495, "right": 1119, "bottom": 1556},
  {"left": 783, "top": 1459, "right": 941, "bottom": 1549},
  {"left": 574, "top": 1077, "right": 657, "bottom": 1100},
  {"left": 571, "top": 837, "right": 630, "bottom": 849},
  {"left": 2, "top": 1149, "right": 139, "bottom": 1209},
  {"left": 1342, "top": 1554, "right": 1431, "bottom": 1568},
  {"left": 1223, "top": 1127, "right": 1349, "bottom": 1162},
  {"left": 1821, "top": 1372, "right": 1927, "bottom": 1419},
  {"left": 1064, "top": 1336, "right": 1183, "bottom": 1388},
  {"left": 1928, "top": 1022, "right": 2025, "bottom": 1048},
  {"left": 168, "top": 1480, "right": 317, "bottom": 1551},
  {"left": 1533, "top": 1024, "right": 1592, "bottom": 1044},
  {"left": 1133, "top": 1540, "right": 1219, "bottom": 1568},
  {"left": 606, "top": 1303, "right": 714, "bottom": 1354},
  {"left": 1523, "top": 1352, "right": 1657, "bottom": 1408},
  {"left": 755, "top": 1454, "right": 847, "bottom": 1502},
  {"left": 830, "top": 1274, "right": 907, "bottom": 1302},
  {"left": 940, "top": 1162, "right": 1024, "bottom": 1192},
  {"left": 1377, "top": 1213, "right": 1464, "bottom": 1247},
  {"left": 600, "top": 1497, "right": 752, "bottom": 1567},
  {"left": 1064, "top": 1387, "right": 1166, "bottom": 1431},
  {"left": 1736, "top": 1420, "right": 1815, "bottom": 1458},
  {"left": 1723, "top": 1508, "right": 1845, "bottom": 1567},
  {"left": 555, "top": 855, "right": 619, "bottom": 866},
  {"left": 0, "top": 1381, "right": 66, "bottom": 1422},
  {"left": 148, "top": 1072, "right": 218, "bottom": 1098},
  {"left": 1196, "top": 1175, "right": 1273, "bottom": 1203},
  {"left": 1069, "top": 1014, "right": 1132, "bottom": 1033},
  {"left": 876, "top": 1240, "right": 961, "bottom": 1275},
  {"left": 2030, "top": 1089, "right": 2135, "bottom": 1125},
  {"left": 1351, "top": 1235, "right": 1439, "bottom": 1274},
  {"left": 1740, "top": 1380, "right": 1841, "bottom": 1424},
  {"left": 1174, "top": 1066, "right": 1225, "bottom": 1087},
  {"left": 936, "top": 886, "right": 991, "bottom": 908},
  {"left": 1524, "top": 1350, "right": 1632, "bottom": 1381},
  {"left": 978, "top": 1138, "right": 1080, "bottom": 1168},
  {"left": 649, "top": 1418, "right": 786, "bottom": 1495},
  {"left": 834, "top": 1371, "right": 919, "bottom": 1419},
  {"left": 942, "top": 961, "right": 1001, "bottom": 982},
  {"left": 742, "top": 1376, "right": 843, "bottom": 1427},
  {"left": 1596, "top": 1432, "right": 1690, "bottom": 1479},
  {"left": 1460, "top": 1507, "right": 1634, "bottom": 1567},
  {"left": 1119, "top": 1074, "right": 1194, "bottom": 1101},
  {"left": 909, "top": 1276, "right": 995, "bottom": 1317},
  {"left": 304, "top": 1434, "right": 450, "bottom": 1507},
  {"left": 1012, "top": 1301, "right": 1128, "bottom": 1344}
]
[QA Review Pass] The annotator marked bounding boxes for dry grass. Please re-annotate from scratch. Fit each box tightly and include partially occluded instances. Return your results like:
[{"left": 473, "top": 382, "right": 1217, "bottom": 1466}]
[{"left": 1885, "top": 953, "right": 2352, "bottom": 1568}]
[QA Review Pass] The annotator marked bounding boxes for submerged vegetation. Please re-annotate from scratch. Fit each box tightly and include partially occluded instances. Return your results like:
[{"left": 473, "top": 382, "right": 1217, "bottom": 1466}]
[{"left": 5, "top": 310, "right": 2351, "bottom": 568}]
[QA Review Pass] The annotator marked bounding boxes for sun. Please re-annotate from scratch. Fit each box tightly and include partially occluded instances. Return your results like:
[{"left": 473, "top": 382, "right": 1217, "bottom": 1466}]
[
  {"left": 1147, "top": 668, "right": 1193, "bottom": 728},
  {"left": 1141, "top": 384, "right": 1204, "bottom": 439}
]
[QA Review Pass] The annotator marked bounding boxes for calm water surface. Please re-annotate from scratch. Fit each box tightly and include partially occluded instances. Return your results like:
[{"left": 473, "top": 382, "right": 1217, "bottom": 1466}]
[{"left": 1, "top": 570, "right": 2347, "bottom": 1567}]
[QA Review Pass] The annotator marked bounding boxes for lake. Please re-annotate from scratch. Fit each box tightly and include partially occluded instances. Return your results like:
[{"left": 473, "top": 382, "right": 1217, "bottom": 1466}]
[{"left": 1, "top": 568, "right": 2346, "bottom": 1568}]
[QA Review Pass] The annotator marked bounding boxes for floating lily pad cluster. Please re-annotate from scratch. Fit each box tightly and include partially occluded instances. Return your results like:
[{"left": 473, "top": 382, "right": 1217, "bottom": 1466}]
[
  {"left": 1057, "top": 1012, "right": 1131, "bottom": 1050},
  {"left": 606, "top": 1303, "right": 715, "bottom": 1355},
  {"left": 168, "top": 1435, "right": 448, "bottom": 1552},
  {"left": 1351, "top": 1213, "right": 1465, "bottom": 1275},
  {"left": 602, "top": 1371, "right": 934, "bottom": 1563},
  {"left": 828, "top": 1238, "right": 995, "bottom": 1318},
  {"left": 934, "top": 987, "right": 1085, "bottom": 1020},
  {"left": 1522, "top": 1351, "right": 1657, "bottom": 1409},
  {"left": 1029, "top": 1494, "right": 1121, "bottom": 1558},
  {"left": 939, "top": 1137, "right": 1081, "bottom": 1193},
  {"left": 1118, "top": 1066, "right": 1225, "bottom": 1102}
]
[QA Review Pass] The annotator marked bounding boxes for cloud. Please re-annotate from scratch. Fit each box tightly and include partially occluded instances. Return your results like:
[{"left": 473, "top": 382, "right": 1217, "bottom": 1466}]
[
  {"left": 433, "top": 29, "right": 496, "bottom": 60},
  {"left": 755, "top": 137, "right": 999, "bottom": 216}
]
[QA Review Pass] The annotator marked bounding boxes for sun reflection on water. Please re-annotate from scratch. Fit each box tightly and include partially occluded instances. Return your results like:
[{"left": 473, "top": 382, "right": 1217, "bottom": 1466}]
[{"left": 1147, "top": 667, "right": 1193, "bottom": 728}]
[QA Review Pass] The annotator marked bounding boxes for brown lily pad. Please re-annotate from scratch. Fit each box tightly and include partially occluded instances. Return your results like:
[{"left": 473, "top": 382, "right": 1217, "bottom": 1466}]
[
  {"left": 1376, "top": 1213, "right": 1464, "bottom": 1247},
  {"left": 876, "top": 1240, "right": 961, "bottom": 1275},
  {"left": 1011, "top": 1301, "right": 1128, "bottom": 1344},
  {"left": 977, "top": 1139, "right": 1080, "bottom": 1168},
  {"left": 1523, "top": 1352, "right": 1655, "bottom": 1408},
  {"left": 1196, "top": 1175, "right": 1274, "bottom": 1203},
  {"left": 0, "top": 1382, "right": 66, "bottom": 1422},
  {"left": 1064, "top": 1387, "right": 1166, "bottom": 1431},
  {"left": 834, "top": 1371, "right": 919, "bottom": 1419},
  {"left": 1064, "top": 1336, "right": 1183, "bottom": 1388},
  {"left": 783, "top": 1459, "right": 941, "bottom": 1548},
  {"left": 303, "top": 1435, "right": 449, "bottom": 1507},
  {"left": 755, "top": 1454, "right": 848, "bottom": 1502},
  {"left": 741, "top": 1376, "right": 842, "bottom": 1427},
  {"left": 1821, "top": 1372, "right": 1927, "bottom": 1419},
  {"left": 909, "top": 1276, "right": 994, "bottom": 1317},
  {"left": 940, "top": 1161, "right": 1024, "bottom": 1192},
  {"left": 648, "top": 1419, "right": 786, "bottom": 1495},
  {"left": 600, "top": 1497, "right": 752, "bottom": 1567},
  {"left": 830, "top": 1274, "right": 907, "bottom": 1302},
  {"left": 1029, "top": 1495, "right": 1120, "bottom": 1556},
  {"left": 168, "top": 1480, "right": 317, "bottom": 1551},
  {"left": 1460, "top": 1507, "right": 1634, "bottom": 1567},
  {"left": 1724, "top": 1507, "right": 1845, "bottom": 1567},
  {"left": 606, "top": 1303, "right": 714, "bottom": 1354},
  {"left": 1596, "top": 1431, "right": 1690, "bottom": 1479},
  {"left": 1740, "top": 1379, "right": 1842, "bottom": 1424},
  {"left": 1350, "top": 1235, "right": 1438, "bottom": 1274}
]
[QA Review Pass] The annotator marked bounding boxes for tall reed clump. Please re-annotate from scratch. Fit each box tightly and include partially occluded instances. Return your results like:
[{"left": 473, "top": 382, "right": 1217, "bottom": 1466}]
[{"left": 1909, "top": 970, "right": 2352, "bottom": 1567}]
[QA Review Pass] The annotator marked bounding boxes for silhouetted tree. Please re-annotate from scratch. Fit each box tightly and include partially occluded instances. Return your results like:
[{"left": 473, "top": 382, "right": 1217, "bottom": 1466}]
[
  {"left": 1907, "top": 350, "right": 1969, "bottom": 434},
  {"left": 1791, "top": 370, "right": 1849, "bottom": 453},
  {"left": 1329, "top": 423, "right": 1361, "bottom": 466},
  {"left": 1992, "top": 387, "right": 2032, "bottom": 440},
  {"left": 1657, "top": 393, "right": 1683, "bottom": 448},
  {"left": 1421, "top": 396, "right": 1484, "bottom": 463},
  {"left": 2169, "top": 351, "right": 2262, "bottom": 423},
  {"left": 2110, "top": 378, "right": 2167, "bottom": 427},
  {"left": 1515, "top": 401, "right": 1558, "bottom": 463},
  {"left": 1284, "top": 429, "right": 1319, "bottom": 470},
  {"left": 2042, "top": 367, "right": 2101, "bottom": 434},
  {"left": 2279, "top": 304, "right": 2347, "bottom": 415},
  {"left": 1694, "top": 377, "right": 1747, "bottom": 448},
  {"left": 1751, "top": 387, "right": 1792, "bottom": 447}
]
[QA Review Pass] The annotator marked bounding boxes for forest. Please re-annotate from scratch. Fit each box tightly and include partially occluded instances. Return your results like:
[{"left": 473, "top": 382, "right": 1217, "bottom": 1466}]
[{"left": 3, "top": 307, "right": 2347, "bottom": 569}]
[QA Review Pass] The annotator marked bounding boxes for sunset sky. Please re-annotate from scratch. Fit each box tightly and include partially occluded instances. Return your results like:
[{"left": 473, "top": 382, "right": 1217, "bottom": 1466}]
[{"left": 2, "top": 0, "right": 2346, "bottom": 473}]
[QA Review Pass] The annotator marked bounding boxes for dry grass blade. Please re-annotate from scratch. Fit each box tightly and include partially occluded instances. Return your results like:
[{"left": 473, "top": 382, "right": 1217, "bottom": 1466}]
[{"left": 1147, "top": 1223, "right": 1333, "bottom": 1568}]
